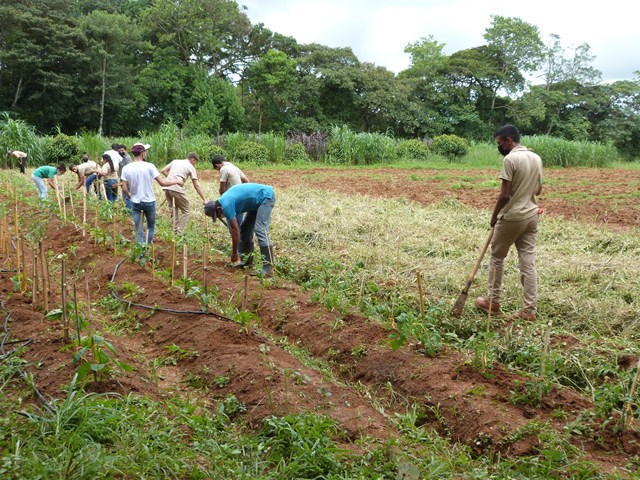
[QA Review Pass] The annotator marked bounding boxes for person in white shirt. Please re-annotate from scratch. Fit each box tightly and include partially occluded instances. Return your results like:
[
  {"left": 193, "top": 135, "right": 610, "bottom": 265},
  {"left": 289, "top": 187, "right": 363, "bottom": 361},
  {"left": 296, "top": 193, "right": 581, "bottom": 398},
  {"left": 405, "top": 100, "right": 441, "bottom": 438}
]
[
  {"left": 120, "top": 143, "right": 183, "bottom": 244},
  {"left": 211, "top": 154, "right": 250, "bottom": 225},
  {"left": 161, "top": 152, "right": 208, "bottom": 234},
  {"left": 8, "top": 150, "right": 27, "bottom": 174}
]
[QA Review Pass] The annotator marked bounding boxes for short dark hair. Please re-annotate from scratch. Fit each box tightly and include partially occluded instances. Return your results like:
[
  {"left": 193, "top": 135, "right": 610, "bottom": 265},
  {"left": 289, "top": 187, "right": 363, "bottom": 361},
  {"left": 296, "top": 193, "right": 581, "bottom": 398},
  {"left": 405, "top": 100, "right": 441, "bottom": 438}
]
[
  {"left": 187, "top": 152, "right": 199, "bottom": 161},
  {"left": 118, "top": 144, "right": 126, "bottom": 150},
  {"left": 57, "top": 163, "right": 67, "bottom": 173},
  {"left": 211, "top": 155, "right": 225, "bottom": 166},
  {"left": 69, "top": 163, "right": 77, "bottom": 172},
  {"left": 495, "top": 124, "right": 520, "bottom": 143},
  {"left": 111, "top": 143, "right": 120, "bottom": 150}
]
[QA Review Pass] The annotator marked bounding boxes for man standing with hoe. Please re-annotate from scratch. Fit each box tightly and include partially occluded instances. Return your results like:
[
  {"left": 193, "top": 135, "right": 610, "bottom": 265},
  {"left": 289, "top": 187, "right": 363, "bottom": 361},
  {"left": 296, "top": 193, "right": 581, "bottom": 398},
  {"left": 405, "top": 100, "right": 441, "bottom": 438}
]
[{"left": 475, "top": 125, "right": 542, "bottom": 321}]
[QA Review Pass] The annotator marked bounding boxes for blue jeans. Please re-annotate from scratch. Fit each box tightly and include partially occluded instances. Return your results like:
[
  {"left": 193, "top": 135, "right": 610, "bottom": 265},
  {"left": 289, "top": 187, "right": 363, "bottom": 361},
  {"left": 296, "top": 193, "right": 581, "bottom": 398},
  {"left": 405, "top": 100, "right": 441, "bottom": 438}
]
[
  {"left": 85, "top": 174, "right": 98, "bottom": 194},
  {"left": 239, "top": 193, "right": 275, "bottom": 248},
  {"left": 131, "top": 201, "right": 156, "bottom": 244},
  {"left": 105, "top": 179, "right": 118, "bottom": 202},
  {"left": 32, "top": 175, "right": 48, "bottom": 200}
]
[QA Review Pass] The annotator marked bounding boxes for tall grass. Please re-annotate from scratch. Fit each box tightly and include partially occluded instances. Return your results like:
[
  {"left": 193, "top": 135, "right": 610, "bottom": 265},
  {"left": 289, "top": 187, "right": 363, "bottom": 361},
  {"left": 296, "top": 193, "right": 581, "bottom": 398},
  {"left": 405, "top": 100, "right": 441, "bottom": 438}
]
[
  {"left": 0, "top": 114, "right": 46, "bottom": 167},
  {"left": 523, "top": 135, "right": 618, "bottom": 167},
  {"left": 326, "top": 125, "right": 396, "bottom": 165},
  {"left": 257, "top": 132, "right": 286, "bottom": 163},
  {"left": 144, "top": 121, "right": 181, "bottom": 166},
  {"left": 222, "top": 132, "right": 246, "bottom": 161}
]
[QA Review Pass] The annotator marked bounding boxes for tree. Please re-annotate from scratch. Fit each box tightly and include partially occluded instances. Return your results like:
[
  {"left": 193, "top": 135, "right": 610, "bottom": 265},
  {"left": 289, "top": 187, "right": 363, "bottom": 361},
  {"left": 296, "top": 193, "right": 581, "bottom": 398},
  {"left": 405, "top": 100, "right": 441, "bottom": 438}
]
[
  {"left": 0, "top": 0, "right": 88, "bottom": 131},
  {"left": 243, "top": 49, "right": 298, "bottom": 132},
  {"left": 80, "top": 10, "right": 145, "bottom": 135}
]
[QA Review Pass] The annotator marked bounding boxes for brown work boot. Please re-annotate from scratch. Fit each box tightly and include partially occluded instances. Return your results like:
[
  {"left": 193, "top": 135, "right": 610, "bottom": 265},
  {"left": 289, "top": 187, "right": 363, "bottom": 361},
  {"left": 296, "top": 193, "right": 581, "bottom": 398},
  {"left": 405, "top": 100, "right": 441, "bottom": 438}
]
[
  {"left": 513, "top": 309, "right": 536, "bottom": 321},
  {"left": 475, "top": 297, "right": 501, "bottom": 315}
]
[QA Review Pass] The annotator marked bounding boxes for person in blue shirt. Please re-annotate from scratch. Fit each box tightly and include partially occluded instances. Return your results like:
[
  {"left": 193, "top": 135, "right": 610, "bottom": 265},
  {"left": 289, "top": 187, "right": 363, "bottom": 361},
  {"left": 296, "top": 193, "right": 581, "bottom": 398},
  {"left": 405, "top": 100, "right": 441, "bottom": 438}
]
[{"left": 204, "top": 183, "right": 276, "bottom": 276}]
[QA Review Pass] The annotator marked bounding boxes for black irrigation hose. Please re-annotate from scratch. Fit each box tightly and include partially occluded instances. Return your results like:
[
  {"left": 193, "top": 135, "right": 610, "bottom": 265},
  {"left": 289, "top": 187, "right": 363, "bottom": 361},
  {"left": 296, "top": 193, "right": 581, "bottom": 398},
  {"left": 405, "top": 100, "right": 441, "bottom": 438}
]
[
  {"left": 0, "top": 298, "right": 55, "bottom": 413},
  {"left": 0, "top": 269, "right": 17, "bottom": 273},
  {"left": 110, "top": 259, "right": 235, "bottom": 323}
]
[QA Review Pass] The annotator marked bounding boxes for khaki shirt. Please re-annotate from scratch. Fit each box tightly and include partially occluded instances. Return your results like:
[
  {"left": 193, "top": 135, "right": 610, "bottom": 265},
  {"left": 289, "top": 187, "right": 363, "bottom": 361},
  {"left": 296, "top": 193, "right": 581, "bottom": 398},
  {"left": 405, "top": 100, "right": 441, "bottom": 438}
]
[
  {"left": 76, "top": 161, "right": 97, "bottom": 177},
  {"left": 499, "top": 146, "right": 542, "bottom": 221},
  {"left": 163, "top": 159, "right": 197, "bottom": 194}
]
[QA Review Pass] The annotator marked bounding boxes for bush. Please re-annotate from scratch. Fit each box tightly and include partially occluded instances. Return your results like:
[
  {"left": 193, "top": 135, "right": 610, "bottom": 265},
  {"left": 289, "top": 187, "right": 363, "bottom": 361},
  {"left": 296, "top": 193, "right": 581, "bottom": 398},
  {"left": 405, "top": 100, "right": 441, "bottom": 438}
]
[
  {"left": 234, "top": 142, "right": 270, "bottom": 166},
  {"left": 396, "top": 139, "right": 431, "bottom": 161},
  {"left": 46, "top": 133, "right": 80, "bottom": 164},
  {"left": 522, "top": 135, "right": 617, "bottom": 167},
  {"left": 431, "top": 134, "right": 469, "bottom": 158},
  {"left": 284, "top": 142, "right": 311, "bottom": 164},
  {"left": 203, "top": 144, "right": 228, "bottom": 163},
  {"left": 287, "top": 132, "right": 328, "bottom": 162}
]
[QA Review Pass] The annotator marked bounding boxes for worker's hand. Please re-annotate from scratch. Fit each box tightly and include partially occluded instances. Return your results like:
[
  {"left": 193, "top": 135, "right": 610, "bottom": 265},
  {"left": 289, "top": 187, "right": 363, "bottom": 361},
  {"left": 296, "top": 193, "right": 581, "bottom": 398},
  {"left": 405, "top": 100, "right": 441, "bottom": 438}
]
[
  {"left": 490, "top": 215, "right": 498, "bottom": 227},
  {"left": 230, "top": 253, "right": 239, "bottom": 263}
]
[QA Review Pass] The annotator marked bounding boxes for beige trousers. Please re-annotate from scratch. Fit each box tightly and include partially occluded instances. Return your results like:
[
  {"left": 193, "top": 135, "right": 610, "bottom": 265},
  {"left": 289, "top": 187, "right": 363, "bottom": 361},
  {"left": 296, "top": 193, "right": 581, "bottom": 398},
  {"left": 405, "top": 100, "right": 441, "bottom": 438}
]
[
  {"left": 164, "top": 190, "right": 190, "bottom": 234},
  {"left": 487, "top": 214, "right": 538, "bottom": 311}
]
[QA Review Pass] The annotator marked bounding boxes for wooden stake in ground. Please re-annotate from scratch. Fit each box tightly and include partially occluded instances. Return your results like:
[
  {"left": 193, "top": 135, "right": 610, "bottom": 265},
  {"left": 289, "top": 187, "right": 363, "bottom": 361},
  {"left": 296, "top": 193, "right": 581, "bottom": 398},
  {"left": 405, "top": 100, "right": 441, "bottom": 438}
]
[
  {"left": 540, "top": 320, "right": 553, "bottom": 379},
  {"left": 13, "top": 186, "right": 20, "bottom": 272},
  {"left": 32, "top": 247, "right": 39, "bottom": 308},
  {"left": 53, "top": 176, "right": 62, "bottom": 216},
  {"left": 242, "top": 275, "right": 248, "bottom": 310},
  {"left": 19, "top": 237, "right": 26, "bottom": 293},
  {"left": 416, "top": 271, "right": 425, "bottom": 318},
  {"left": 72, "top": 283, "right": 81, "bottom": 342},
  {"left": 112, "top": 213, "right": 117, "bottom": 256},
  {"left": 0, "top": 216, "right": 5, "bottom": 255},
  {"left": 39, "top": 241, "right": 49, "bottom": 311},
  {"left": 61, "top": 258, "right": 69, "bottom": 342},
  {"left": 61, "top": 177, "right": 67, "bottom": 223},
  {"left": 182, "top": 244, "right": 187, "bottom": 279},
  {"left": 151, "top": 242, "right": 155, "bottom": 278},
  {"left": 82, "top": 191, "right": 87, "bottom": 237},
  {"left": 203, "top": 244, "right": 208, "bottom": 296},
  {"left": 170, "top": 239, "right": 175, "bottom": 286},
  {"left": 68, "top": 178, "right": 75, "bottom": 217}
]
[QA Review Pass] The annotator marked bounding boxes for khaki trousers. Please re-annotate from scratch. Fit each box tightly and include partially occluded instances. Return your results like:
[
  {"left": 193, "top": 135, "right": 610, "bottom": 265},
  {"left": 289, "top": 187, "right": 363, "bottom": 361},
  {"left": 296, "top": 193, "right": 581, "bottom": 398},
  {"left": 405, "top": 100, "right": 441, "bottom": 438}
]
[
  {"left": 487, "top": 214, "right": 538, "bottom": 311},
  {"left": 164, "top": 190, "right": 190, "bottom": 234}
]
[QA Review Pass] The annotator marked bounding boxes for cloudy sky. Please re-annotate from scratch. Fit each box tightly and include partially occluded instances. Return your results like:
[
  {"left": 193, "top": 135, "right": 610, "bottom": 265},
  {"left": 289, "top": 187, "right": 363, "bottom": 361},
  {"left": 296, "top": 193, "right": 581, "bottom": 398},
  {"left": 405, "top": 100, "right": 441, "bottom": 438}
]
[{"left": 239, "top": 0, "right": 638, "bottom": 83}]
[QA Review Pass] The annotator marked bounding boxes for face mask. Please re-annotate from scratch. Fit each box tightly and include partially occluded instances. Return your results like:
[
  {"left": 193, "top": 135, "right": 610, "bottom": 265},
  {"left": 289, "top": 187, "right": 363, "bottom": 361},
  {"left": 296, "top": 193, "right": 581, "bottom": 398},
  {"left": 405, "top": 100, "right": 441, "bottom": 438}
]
[
  {"left": 497, "top": 145, "right": 511, "bottom": 156},
  {"left": 119, "top": 151, "right": 126, "bottom": 157}
]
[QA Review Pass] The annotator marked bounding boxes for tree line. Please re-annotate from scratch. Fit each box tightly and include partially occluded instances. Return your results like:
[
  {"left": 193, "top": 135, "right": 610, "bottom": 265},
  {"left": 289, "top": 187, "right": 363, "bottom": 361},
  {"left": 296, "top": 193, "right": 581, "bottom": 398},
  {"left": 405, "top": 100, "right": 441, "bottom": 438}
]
[{"left": 1, "top": 0, "right": 639, "bottom": 158}]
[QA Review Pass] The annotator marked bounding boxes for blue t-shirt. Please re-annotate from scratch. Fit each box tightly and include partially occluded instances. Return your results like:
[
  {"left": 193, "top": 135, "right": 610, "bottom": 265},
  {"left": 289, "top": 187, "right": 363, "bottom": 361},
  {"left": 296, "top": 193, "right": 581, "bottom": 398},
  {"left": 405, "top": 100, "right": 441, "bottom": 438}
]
[{"left": 218, "top": 183, "right": 274, "bottom": 223}]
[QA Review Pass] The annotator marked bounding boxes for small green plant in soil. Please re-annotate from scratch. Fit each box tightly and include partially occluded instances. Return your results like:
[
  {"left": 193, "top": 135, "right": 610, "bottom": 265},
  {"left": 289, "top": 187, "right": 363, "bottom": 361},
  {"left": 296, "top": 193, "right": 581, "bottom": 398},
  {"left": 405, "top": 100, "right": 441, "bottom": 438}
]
[{"left": 161, "top": 343, "right": 199, "bottom": 365}]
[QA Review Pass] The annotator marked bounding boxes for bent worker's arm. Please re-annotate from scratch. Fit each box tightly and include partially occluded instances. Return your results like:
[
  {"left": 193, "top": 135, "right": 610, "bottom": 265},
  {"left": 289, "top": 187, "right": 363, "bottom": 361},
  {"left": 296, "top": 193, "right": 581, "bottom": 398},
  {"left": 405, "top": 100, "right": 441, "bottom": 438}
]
[
  {"left": 536, "top": 175, "right": 542, "bottom": 196},
  {"left": 161, "top": 165, "right": 170, "bottom": 177},
  {"left": 155, "top": 176, "right": 184, "bottom": 188},
  {"left": 219, "top": 181, "right": 227, "bottom": 196},
  {"left": 229, "top": 217, "right": 240, "bottom": 263},
  {"left": 47, "top": 178, "right": 57, "bottom": 190},
  {"left": 240, "top": 173, "right": 249, "bottom": 183},
  {"left": 75, "top": 175, "right": 85, "bottom": 191},
  {"left": 490, "top": 179, "right": 511, "bottom": 227},
  {"left": 192, "top": 179, "right": 207, "bottom": 204}
]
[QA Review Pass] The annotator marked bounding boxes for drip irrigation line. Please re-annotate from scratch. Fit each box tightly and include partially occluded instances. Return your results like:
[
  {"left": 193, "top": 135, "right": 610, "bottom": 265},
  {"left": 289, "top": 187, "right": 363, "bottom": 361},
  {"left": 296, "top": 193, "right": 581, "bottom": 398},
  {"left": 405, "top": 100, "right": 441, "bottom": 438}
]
[
  {"left": 0, "top": 269, "right": 17, "bottom": 273},
  {"left": 110, "top": 259, "right": 234, "bottom": 323},
  {"left": 0, "top": 299, "right": 55, "bottom": 413}
]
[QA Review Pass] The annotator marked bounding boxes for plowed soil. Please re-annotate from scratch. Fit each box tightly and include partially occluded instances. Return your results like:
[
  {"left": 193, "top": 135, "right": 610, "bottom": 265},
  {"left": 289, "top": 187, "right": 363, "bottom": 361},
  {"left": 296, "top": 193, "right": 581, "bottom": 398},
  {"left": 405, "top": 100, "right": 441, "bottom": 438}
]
[{"left": 2, "top": 166, "right": 639, "bottom": 473}]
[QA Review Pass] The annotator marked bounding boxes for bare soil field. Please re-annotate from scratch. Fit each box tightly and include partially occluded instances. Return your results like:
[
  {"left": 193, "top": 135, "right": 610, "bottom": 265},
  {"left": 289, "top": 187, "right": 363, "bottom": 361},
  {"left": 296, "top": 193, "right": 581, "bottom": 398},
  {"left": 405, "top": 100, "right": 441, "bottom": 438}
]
[{"left": 2, "top": 166, "right": 639, "bottom": 474}]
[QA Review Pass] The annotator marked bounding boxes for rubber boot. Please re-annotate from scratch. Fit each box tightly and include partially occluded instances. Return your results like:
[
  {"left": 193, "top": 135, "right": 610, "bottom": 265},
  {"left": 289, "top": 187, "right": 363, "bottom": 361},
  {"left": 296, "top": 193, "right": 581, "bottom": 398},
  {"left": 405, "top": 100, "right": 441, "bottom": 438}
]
[
  {"left": 235, "top": 241, "right": 254, "bottom": 268},
  {"left": 259, "top": 245, "right": 274, "bottom": 277}
]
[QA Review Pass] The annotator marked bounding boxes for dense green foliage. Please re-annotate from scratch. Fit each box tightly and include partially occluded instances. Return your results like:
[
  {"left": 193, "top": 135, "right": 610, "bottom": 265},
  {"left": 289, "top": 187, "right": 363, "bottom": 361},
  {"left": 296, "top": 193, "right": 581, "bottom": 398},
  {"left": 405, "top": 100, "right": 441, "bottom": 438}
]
[
  {"left": 431, "top": 134, "right": 470, "bottom": 158},
  {"left": 46, "top": 133, "right": 80, "bottom": 164},
  {"left": 0, "top": 1, "right": 639, "bottom": 157}
]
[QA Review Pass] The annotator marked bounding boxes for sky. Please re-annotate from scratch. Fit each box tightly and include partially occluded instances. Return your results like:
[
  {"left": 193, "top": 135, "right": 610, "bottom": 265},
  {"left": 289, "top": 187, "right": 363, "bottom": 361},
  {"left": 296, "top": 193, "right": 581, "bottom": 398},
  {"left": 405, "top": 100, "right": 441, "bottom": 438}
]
[{"left": 238, "top": 0, "right": 639, "bottom": 83}]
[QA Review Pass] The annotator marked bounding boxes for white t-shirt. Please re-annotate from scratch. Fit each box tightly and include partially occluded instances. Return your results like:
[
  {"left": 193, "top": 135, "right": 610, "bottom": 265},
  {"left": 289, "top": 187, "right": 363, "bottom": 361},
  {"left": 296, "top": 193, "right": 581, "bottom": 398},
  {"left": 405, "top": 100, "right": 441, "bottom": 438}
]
[
  {"left": 219, "top": 162, "right": 245, "bottom": 189},
  {"left": 121, "top": 161, "right": 161, "bottom": 203},
  {"left": 163, "top": 159, "right": 197, "bottom": 194}
]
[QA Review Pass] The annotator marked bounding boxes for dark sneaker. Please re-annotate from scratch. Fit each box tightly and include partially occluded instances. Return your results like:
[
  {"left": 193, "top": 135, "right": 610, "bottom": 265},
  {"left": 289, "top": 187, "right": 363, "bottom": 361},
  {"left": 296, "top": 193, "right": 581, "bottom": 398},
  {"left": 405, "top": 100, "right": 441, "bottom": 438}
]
[{"left": 475, "top": 296, "right": 501, "bottom": 314}]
